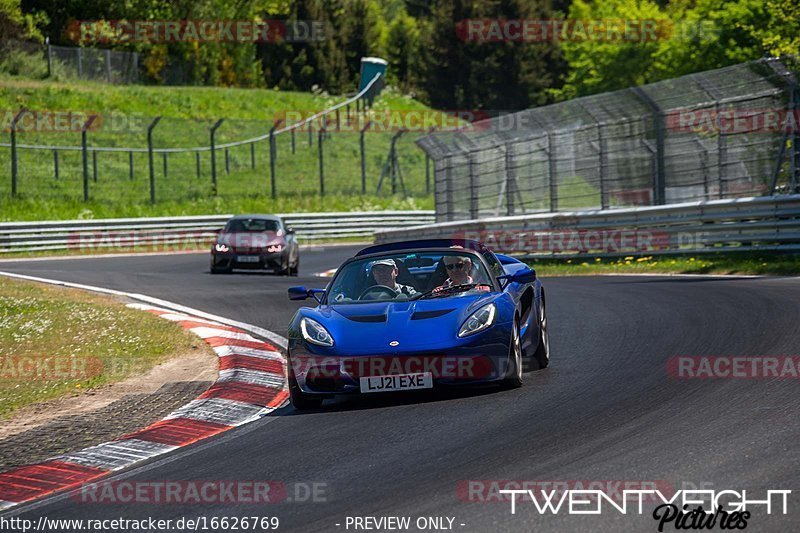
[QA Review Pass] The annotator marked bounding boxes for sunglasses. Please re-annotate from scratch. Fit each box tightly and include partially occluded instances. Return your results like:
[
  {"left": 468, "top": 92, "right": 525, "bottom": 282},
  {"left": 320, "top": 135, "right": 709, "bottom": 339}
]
[{"left": 446, "top": 262, "right": 467, "bottom": 271}]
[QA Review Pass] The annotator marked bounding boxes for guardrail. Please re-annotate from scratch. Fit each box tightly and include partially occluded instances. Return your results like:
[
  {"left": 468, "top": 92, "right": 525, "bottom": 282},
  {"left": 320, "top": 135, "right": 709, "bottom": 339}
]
[
  {"left": 374, "top": 196, "right": 800, "bottom": 258},
  {"left": 0, "top": 211, "right": 434, "bottom": 253}
]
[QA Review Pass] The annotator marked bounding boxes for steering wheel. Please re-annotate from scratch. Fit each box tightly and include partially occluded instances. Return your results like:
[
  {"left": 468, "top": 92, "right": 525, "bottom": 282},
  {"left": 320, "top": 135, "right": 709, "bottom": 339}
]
[{"left": 358, "top": 285, "right": 398, "bottom": 301}]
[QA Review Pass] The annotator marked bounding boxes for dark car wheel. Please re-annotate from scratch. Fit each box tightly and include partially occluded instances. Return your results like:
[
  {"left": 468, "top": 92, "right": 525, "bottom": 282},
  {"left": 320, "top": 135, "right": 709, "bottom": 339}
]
[
  {"left": 289, "top": 366, "right": 323, "bottom": 410},
  {"left": 210, "top": 260, "right": 231, "bottom": 274},
  {"left": 533, "top": 292, "right": 550, "bottom": 369},
  {"left": 290, "top": 256, "right": 300, "bottom": 276},
  {"left": 502, "top": 319, "right": 523, "bottom": 388}
]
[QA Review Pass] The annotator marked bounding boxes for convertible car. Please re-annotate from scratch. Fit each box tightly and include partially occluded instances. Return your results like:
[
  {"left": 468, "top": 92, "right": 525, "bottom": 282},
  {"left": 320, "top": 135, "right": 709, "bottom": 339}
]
[{"left": 285, "top": 239, "right": 550, "bottom": 409}]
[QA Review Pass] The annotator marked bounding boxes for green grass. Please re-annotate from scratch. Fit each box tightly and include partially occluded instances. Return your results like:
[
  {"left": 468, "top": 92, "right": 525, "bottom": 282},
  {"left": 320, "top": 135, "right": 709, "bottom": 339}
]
[
  {"left": 0, "top": 276, "right": 211, "bottom": 418},
  {"left": 0, "top": 79, "right": 435, "bottom": 221},
  {"left": 530, "top": 252, "right": 800, "bottom": 277}
]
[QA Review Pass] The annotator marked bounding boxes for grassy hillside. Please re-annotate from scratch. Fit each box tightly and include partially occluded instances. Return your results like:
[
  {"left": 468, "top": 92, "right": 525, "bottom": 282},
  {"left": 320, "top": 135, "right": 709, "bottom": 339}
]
[{"left": 0, "top": 79, "right": 434, "bottom": 220}]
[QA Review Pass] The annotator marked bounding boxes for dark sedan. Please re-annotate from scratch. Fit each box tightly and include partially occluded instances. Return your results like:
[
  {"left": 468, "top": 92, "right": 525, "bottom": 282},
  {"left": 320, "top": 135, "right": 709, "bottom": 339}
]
[{"left": 210, "top": 215, "right": 299, "bottom": 275}]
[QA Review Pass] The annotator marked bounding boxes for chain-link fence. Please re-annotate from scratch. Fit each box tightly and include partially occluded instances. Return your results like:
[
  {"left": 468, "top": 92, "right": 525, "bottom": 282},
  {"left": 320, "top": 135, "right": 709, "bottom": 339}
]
[
  {"left": 0, "top": 74, "right": 432, "bottom": 205},
  {"left": 418, "top": 58, "right": 800, "bottom": 222},
  {"left": 48, "top": 44, "right": 140, "bottom": 84}
]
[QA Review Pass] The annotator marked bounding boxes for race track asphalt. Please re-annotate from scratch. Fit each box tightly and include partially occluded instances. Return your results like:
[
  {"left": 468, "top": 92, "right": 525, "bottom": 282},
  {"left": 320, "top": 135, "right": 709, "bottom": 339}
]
[{"left": 1, "top": 247, "right": 799, "bottom": 532}]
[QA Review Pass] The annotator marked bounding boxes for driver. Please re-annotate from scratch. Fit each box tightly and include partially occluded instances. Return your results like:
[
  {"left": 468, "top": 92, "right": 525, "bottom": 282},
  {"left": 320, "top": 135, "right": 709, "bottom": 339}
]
[{"left": 369, "top": 258, "right": 417, "bottom": 297}]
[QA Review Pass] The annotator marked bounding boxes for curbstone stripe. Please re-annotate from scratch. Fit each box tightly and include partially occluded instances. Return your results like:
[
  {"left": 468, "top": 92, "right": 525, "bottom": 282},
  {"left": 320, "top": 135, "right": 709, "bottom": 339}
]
[{"left": 0, "top": 304, "right": 288, "bottom": 509}]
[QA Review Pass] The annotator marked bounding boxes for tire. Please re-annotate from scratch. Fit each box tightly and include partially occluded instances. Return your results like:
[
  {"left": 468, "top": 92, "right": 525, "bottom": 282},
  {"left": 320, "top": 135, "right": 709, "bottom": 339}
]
[
  {"left": 290, "top": 256, "right": 300, "bottom": 276},
  {"left": 533, "top": 291, "right": 550, "bottom": 369},
  {"left": 289, "top": 367, "right": 323, "bottom": 410},
  {"left": 502, "top": 319, "right": 523, "bottom": 388},
  {"left": 210, "top": 263, "right": 231, "bottom": 274}
]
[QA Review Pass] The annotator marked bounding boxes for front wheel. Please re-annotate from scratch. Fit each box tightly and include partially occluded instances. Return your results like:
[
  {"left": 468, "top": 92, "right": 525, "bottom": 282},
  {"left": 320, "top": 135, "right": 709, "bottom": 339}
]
[
  {"left": 533, "top": 292, "right": 550, "bottom": 369},
  {"left": 289, "top": 367, "right": 323, "bottom": 410},
  {"left": 502, "top": 319, "right": 523, "bottom": 388}
]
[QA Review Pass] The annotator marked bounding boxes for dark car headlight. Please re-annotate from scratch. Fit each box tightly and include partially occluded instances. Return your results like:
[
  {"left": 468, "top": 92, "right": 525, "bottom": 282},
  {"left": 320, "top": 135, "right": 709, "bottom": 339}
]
[
  {"left": 301, "top": 317, "right": 334, "bottom": 346},
  {"left": 214, "top": 243, "right": 229, "bottom": 253},
  {"left": 458, "top": 303, "right": 496, "bottom": 338}
]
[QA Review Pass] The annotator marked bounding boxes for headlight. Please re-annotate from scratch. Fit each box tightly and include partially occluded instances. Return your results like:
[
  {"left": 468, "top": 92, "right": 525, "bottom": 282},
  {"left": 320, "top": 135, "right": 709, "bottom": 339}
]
[
  {"left": 267, "top": 244, "right": 283, "bottom": 253},
  {"left": 300, "top": 317, "right": 334, "bottom": 346},
  {"left": 215, "top": 243, "right": 229, "bottom": 252},
  {"left": 458, "top": 303, "right": 496, "bottom": 338}
]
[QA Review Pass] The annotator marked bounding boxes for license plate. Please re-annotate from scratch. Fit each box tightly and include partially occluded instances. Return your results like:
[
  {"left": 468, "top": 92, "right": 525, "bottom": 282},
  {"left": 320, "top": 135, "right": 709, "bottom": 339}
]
[
  {"left": 237, "top": 255, "right": 260, "bottom": 263},
  {"left": 360, "top": 373, "right": 433, "bottom": 393}
]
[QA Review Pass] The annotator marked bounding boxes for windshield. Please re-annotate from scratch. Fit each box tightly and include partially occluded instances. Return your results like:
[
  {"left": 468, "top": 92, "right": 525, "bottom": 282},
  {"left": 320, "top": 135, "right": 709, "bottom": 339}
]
[
  {"left": 327, "top": 250, "right": 493, "bottom": 304},
  {"left": 224, "top": 218, "right": 280, "bottom": 233}
]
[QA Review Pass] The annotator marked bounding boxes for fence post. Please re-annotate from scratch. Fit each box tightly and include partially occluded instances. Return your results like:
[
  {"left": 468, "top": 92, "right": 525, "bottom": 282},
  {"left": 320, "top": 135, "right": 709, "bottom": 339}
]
[
  {"left": 598, "top": 124, "right": 609, "bottom": 209},
  {"left": 77, "top": 47, "right": 83, "bottom": 78},
  {"left": 224, "top": 148, "right": 230, "bottom": 175},
  {"left": 792, "top": 87, "right": 800, "bottom": 192},
  {"left": 46, "top": 38, "right": 52, "bottom": 78},
  {"left": 468, "top": 152, "right": 478, "bottom": 219},
  {"left": 308, "top": 122, "right": 313, "bottom": 147},
  {"left": 80, "top": 116, "right": 97, "bottom": 202},
  {"left": 360, "top": 120, "right": 370, "bottom": 194},
  {"left": 196, "top": 152, "right": 201, "bottom": 178},
  {"left": 505, "top": 146, "right": 515, "bottom": 216},
  {"left": 209, "top": 118, "right": 224, "bottom": 196},
  {"left": 632, "top": 87, "right": 666, "bottom": 205},
  {"left": 250, "top": 142, "right": 255, "bottom": 169},
  {"left": 291, "top": 129, "right": 296, "bottom": 154},
  {"left": 269, "top": 120, "right": 282, "bottom": 199},
  {"left": 129, "top": 151, "right": 134, "bottom": 180},
  {"left": 318, "top": 125, "right": 326, "bottom": 196},
  {"left": 148, "top": 116, "right": 162, "bottom": 204},
  {"left": 10, "top": 108, "right": 26, "bottom": 197},
  {"left": 162, "top": 152, "right": 168, "bottom": 178},
  {"left": 53, "top": 150, "right": 59, "bottom": 180},
  {"left": 547, "top": 132, "right": 558, "bottom": 212},
  {"left": 104, "top": 49, "right": 112, "bottom": 83},
  {"left": 92, "top": 150, "right": 98, "bottom": 182}
]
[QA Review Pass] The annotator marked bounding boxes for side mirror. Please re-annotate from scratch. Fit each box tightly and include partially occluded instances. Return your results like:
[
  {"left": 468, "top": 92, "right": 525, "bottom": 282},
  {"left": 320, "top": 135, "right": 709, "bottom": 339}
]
[
  {"left": 288, "top": 286, "right": 308, "bottom": 300},
  {"left": 497, "top": 267, "right": 536, "bottom": 289},
  {"left": 288, "top": 286, "right": 326, "bottom": 303},
  {"left": 286, "top": 227, "right": 295, "bottom": 234}
]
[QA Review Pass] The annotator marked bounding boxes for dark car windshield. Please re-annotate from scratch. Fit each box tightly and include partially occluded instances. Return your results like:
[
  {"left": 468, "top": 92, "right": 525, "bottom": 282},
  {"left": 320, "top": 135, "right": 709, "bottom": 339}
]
[
  {"left": 327, "top": 251, "right": 493, "bottom": 304},
  {"left": 224, "top": 218, "right": 280, "bottom": 233}
]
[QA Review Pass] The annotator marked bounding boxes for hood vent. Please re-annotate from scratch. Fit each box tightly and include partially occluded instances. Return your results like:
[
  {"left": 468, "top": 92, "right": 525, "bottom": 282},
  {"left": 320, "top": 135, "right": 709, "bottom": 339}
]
[
  {"left": 346, "top": 314, "right": 387, "bottom": 323},
  {"left": 411, "top": 309, "right": 454, "bottom": 320}
]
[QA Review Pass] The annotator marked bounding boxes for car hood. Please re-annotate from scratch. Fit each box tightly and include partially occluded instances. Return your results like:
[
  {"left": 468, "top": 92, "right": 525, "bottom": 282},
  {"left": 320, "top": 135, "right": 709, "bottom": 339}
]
[{"left": 308, "top": 292, "right": 506, "bottom": 353}]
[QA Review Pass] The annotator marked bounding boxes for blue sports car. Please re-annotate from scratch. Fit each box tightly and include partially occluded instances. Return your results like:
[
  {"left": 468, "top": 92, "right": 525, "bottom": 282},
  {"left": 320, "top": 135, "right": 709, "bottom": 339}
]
[{"left": 285, "top": 239, "right": 550, "bottom": 409}]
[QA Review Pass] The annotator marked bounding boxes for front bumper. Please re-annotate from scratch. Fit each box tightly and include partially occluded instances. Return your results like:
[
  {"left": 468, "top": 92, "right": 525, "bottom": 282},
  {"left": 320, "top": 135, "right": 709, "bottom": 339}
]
[
  {"left": 211, "top": 250, "right": 285, "bottom": 271},
  {"left": 288, "top": 337, "right": 513, "bottom": 395}
]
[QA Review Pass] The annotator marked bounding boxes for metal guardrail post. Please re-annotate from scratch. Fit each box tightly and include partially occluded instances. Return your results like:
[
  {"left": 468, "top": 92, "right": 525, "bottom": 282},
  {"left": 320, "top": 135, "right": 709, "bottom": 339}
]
[
  {"left": 148, "top": 116, "right": 162, "bottom": 203},
  {"left": 10, "top": 108, "right": 27, "bottom": 197},
  {"left": 318, "top": 125, "right": 326, "bottom": 196},
  {"left": 360, "top": 121, "right": 371, "bottom": 194},
  {"left": 209, "top": 118, "right": 224, "bottom": 196}
]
